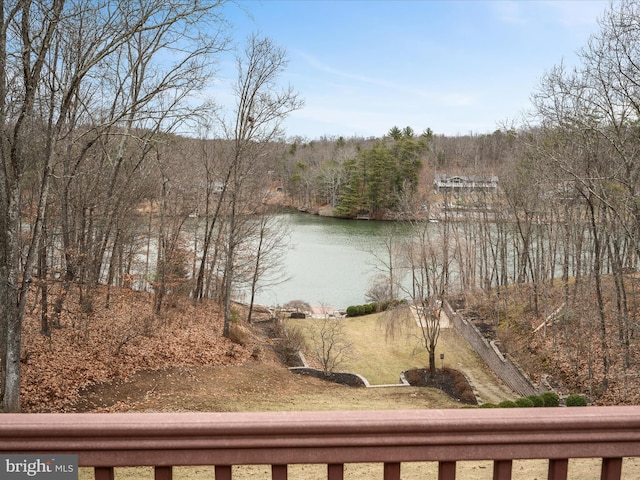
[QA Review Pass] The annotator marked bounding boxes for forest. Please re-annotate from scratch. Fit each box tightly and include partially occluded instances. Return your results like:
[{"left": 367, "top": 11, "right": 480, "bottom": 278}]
[{"left": 3, "top": 0, "right": 640, "bottom": 411}]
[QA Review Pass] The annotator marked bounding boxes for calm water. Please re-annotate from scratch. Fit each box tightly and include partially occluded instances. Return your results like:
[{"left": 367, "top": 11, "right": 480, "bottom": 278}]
[{"left": 249, "top": 213, "right": 412, "bottom": 310}]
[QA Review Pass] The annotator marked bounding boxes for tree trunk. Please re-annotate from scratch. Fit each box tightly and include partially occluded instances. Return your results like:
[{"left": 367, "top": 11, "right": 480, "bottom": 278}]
[
  {"left": 1, "top": 185, "right": 24, "bottom": 412},
  {"left": 586, "top": 194, "right": 609, "bottom": 393},
  {"left": 39, "top": 225, "right": 50, "bottom": 336},
  {"left": 223, "top": 190, "right": 238, "bottom": 338},
  {"left": 428, "top": 349, "right": 437, "bottom": 377}
]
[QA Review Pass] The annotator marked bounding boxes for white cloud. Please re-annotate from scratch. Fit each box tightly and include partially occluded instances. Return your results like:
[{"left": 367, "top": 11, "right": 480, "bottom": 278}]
[
  {"left": 294, "top": 50, "right": 397, "bottom": 90},
  {"left": 295, "top": 49, "right": 480, "bottom": 114}
]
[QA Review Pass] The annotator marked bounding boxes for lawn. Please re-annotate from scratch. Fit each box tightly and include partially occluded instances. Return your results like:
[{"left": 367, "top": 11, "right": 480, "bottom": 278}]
[
  {"left": 286, "top": 307, "right": 515, "bottom": 404},
  {"left": 287, "top": 308, "right": 429, "bottom": 384}
]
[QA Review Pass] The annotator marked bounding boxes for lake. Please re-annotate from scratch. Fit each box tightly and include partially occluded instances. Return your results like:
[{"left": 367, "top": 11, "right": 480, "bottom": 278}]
[{"left": 246, "top": 213, "right": 413, "bottom": 310}]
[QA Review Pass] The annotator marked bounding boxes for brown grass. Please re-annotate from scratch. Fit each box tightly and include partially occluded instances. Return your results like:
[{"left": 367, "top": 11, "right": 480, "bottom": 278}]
[{"left": 287, "top": 309, "right": 515, "bottom": 404}]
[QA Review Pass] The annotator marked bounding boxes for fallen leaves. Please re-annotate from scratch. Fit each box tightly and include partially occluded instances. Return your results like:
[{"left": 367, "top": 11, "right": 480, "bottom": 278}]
[{"left": 19, "top": 286, "right": 257, "bottom": 412}]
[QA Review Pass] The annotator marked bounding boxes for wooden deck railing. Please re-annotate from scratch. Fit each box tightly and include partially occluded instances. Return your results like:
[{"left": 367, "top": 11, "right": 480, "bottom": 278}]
[{"left": 2, "top": 406, "right": 640, "bottom": 479}]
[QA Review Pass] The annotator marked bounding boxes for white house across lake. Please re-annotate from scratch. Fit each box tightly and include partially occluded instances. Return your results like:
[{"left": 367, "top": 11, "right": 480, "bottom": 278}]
[{"left": 434, "top": 174, "right": 499, "bottom": 195}]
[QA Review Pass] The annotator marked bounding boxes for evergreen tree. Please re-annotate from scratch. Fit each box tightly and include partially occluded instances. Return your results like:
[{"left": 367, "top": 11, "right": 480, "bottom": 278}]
[
  {"left": 332, "top": 128, "right": 426, "bottom": 218},
  {"left": 364, "top": 142, "right": 391, "bottom": 216},
  {"left": 333, "top": 157, "right": 362, "bottom": 217}
]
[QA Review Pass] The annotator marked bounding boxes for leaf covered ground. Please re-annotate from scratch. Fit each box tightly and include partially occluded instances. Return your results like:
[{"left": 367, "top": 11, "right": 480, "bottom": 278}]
[
  {"left": 20, "top": 287, "right": 257, "bottom": 412},
  {"left": 463, "top": 277, "right": 640, "bottom": 405}
]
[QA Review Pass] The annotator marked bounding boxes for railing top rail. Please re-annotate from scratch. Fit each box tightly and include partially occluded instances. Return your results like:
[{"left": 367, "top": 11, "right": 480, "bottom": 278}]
[{"left": 2, "top": 407, "right": 640, "bottom": 466}]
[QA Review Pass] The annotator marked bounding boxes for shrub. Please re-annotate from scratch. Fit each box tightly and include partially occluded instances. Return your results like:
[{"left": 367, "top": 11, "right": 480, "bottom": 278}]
[
  {"left": 498, "top": 400, "right": 517, "bottom": 408},
  {"left": 541, "top": 391, "right": 560, "bottom": 407},
  {"left": 526, "top": 395, "right": 544, "bottom": 407},
  {"left": 380, "top": 299, "right": 398, "bottom": 311},
  {"left": 346, "top": 306, "right": 358, "bottom": 317},
  {"left": 273, "top": 323, "right": 306, "bottom": 366},
  {"left": 347, "top": 299, "right": 408, "bottom": 316},
  {"left": 565, "top": 394, "right": 588, "bottom": 407},
  {"left": 403, "top": 368, "right": 424, "bottom": 385},
  {"left": 346, "top": 302, "right": 379, "bottom": 317},
  {"left": 515, "top": 397, "right": 534, "bottom": 408},
  {"left": 444, "top": 370, "right": 476, "bottom": 405},
  {"left": 479, "top": 403, "right": 497, "bottom": 408}
]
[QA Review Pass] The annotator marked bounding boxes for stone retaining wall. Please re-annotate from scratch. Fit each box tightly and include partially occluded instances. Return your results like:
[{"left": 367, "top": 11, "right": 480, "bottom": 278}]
[{"left": 443, "top": 300, "right": 541, "bottom": 398}]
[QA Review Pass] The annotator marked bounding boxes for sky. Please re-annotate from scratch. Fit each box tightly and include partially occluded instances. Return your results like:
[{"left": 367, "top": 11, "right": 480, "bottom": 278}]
[{"left": 215, "top": 0, "right": 611, "bottom": 140}]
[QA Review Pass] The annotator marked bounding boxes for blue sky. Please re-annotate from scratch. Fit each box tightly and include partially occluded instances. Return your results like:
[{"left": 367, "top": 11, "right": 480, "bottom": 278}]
[{"left": 216, "top": 0, "right": 610, "bottom": 140}]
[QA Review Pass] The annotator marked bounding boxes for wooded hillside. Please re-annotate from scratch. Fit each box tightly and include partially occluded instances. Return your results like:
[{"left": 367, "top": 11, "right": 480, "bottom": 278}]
[
  {"left": 4, "top": 0, "right": 640, "bottom": 410},
  {"left": 20, "top": 285, "right": 258, "bottom": 412}
]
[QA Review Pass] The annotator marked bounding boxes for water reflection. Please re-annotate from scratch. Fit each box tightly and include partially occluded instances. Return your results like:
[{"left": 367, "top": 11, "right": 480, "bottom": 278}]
[{"left": 248, "top": 213, "right": 413, "bottom": 310}]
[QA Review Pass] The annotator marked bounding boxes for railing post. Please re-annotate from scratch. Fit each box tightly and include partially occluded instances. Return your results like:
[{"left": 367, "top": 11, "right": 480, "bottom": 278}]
[
  {"left": 438, "top": 461, "right": 456, "bottom": 480},
  {"left": 327, "top": 463, "right": 344, "bottom": 480},
  {"left": 493, "top": 460, "right": 512, "bottom": 480},
  {"left": 154, "top": 466, "right": 172, "bottom": 480},
  {"left": 94, "top": 467, "right": 114, "bottom": 480},
  {"left": 547, "top": 459, "right": 568, "bottom": 480},
  {"left": 600, "top": 458, "right": 622, "bottom": 480},
  {"left": 215, "top": 465, "right": 232, "bottom": 480},
  {"left": 272, "top": 464, "right": 287, "bottom": 480},
  {"left": 383, "top": 462, "right": 401, "bottom": 480}
]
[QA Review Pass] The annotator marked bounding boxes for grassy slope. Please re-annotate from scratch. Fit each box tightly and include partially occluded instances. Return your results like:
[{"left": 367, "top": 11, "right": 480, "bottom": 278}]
[{"left": 287, "top": 308, "right": 515, "bottom": 404}]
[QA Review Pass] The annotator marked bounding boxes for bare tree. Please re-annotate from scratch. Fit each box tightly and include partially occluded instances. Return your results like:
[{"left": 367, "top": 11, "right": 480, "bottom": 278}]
[
  {"left": 0, "top": 0, "right": 228, "bottom": 412},
  {"left": 216, "top": 34, "right": 302, "bottom": 337},
  {"left": 307, "top": 317, "right": 354, "bottom": 376},
  {"left": 151, "top": 144, "right": 193, "bottom": 315},
  {"left": 284, "top": 300, "right": 312, "bottom": 313},
  {"left": 525, "top": 0, "right": 640, "bottom": 394},
  {"left": 244, "top": 208, "right": 291, "bottom": 324},
  {"left": 404, "top": 223, "right": 452, "bottom": 376},
  {"left": 364, "top": 226, "right": 406, "bottom": 304}
]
